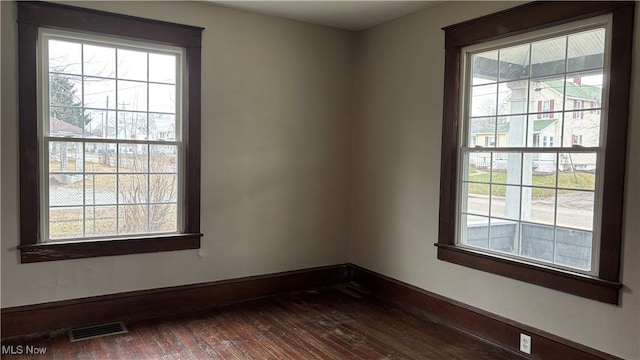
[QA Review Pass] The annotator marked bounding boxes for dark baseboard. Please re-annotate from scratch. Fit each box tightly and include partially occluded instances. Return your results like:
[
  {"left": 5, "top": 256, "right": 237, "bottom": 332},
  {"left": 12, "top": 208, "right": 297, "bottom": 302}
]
[
  {"left": 1, "top": 264, "right": 351, "bottom": 339},
  {"left": 350, "top": 264, "right": 621, "bottom": 360},
  {"left": 0, "top": 263, "right": 620, "bottom": 360}
]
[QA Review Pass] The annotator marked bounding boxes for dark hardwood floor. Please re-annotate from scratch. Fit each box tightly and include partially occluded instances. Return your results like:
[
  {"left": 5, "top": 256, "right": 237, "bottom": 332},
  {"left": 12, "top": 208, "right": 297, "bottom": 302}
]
[{"left": 1, "top": 285, "right": 524, "bottom": 359}]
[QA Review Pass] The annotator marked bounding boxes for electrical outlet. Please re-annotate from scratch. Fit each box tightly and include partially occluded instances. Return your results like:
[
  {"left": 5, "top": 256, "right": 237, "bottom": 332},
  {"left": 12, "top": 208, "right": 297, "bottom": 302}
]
[{"left": 520, "top": 333, "right": 532, "bottom": 354}]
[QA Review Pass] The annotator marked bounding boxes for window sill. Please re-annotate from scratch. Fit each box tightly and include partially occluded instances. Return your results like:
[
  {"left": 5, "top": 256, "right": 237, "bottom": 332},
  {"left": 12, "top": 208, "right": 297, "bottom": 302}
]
[
  {"left": 19, "top": 233, "right": 202, "bottom": 263},
  {"left": 435, "top": 243, "right": 622, "bottom": 304}
]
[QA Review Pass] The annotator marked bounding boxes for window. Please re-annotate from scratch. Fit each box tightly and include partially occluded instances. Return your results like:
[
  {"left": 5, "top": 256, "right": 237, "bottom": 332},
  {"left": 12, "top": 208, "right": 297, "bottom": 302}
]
[
  {"left": 573, "top": 100, "right": 584, "bottom": 119},
  {"left": 18, "top": 2, "right": 204, "bottom": 262},
  {"left": 44, "top": 31, "right": 183, "bottom": 240},
  {"left": 537, "top": 100, "right": 553, "bottom": 119},
  {"left": 485, "top": 136, "right": 496, "bottom": 147},
  {"left": 462, "top": 18, "right": 606, "bottom": 274},
  {"left": 437, "top": 2, "right": 634, "bottom": 304},
  {"left": 572, "top": 135, "right": 584, "bottom": 146}
]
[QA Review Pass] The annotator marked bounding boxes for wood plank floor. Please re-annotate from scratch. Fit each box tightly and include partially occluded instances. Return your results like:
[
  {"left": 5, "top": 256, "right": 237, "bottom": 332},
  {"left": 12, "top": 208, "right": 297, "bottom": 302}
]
[{"left": 1, "top": 286, "right": 524, "bottom": 359}]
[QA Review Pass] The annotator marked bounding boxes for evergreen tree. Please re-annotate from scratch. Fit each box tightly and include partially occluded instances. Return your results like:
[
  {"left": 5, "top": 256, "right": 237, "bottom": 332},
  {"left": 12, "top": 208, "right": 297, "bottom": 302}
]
[{"left": 49, "top": 73, "right": 92, "bottom": 128}]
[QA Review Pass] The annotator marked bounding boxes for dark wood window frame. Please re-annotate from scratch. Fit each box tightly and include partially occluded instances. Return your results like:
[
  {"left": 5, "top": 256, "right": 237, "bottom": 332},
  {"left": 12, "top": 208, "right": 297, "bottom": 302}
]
[
  {"left": 17, "top": 2, "right": 204, "bottom": 263},
  {"left": 436, "top": 1, "right": 634, "bottom": 304}
]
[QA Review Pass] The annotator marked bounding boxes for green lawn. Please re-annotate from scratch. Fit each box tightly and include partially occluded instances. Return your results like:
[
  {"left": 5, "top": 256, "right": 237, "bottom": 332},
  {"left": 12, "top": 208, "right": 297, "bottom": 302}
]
[{"left": 468, "top": 170, "right": 594, "bottom": 198}]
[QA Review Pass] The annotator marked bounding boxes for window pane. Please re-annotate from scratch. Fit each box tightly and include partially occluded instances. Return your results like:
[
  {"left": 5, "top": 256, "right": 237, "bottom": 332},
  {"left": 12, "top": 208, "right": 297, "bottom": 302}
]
[
  {"left": 472, "top": 50, "right": 498, "bottom": 85},
  {"left": 491, "top": 152, "right": 522, "bottom": 185},
  {"left": 119, "top": 144, "right": 148, "bottom": 173},
  {"left": 50, "top": 176, "right": 84, "bottom": 207},
  {"left": 117, "top": 49, "right": 147, "bottom": 81},
  {"left": 489, "top": 218, "right": 518, "bottom": 253},
  {"left": 499, "top": 44, "right": 530, "bottom": 81},
  {"left": 119, "top": 174, "right": 148, "bottom": 204},
  {"left": 471, "top": 84, "right": 498, "bottom": 117},
  {"left": 85, "top": 143, "right": 117, "bottom": 172},
  {"left": 468, "top": 152, "right": 492, "bottom": 177},
  {"left": 559, "top": 153, "right": 596, "bottom": 190},
  {"left": 522, "top": 187, "right": 555, "bottom": 225},
  {"left": 84, "top": 110, "right": 116, "bottom": 139},
  {"left": 468, "top": 117, "right": 491, "bottom": 147},
  {"left": 531, "top": 36, "right": 566, "bottom": 78},
  {"left": 50, "top": 207, "right": 83, "bottom": 239},
  {"left": 527, "top": 113, "right": 562, "bottom": 148},
  {"left": 470, "top": 118, "right": 496, "bottom": 148},
  {"left": 498, "top": 81, "right": 529, "bottom": 116},
  {"left": 85, "top": 206, "right": 117, "bottom": 237},
  {"left": 463, "top": 182, "right": 490, "bottom": 216},
  {"left": 117, "top": 80, "right": 147, "bottom": 111},
  {"left": 149, "top": 53, "right": 176, "bottom": 84},
  {"left": 523, "top": 153, "right": 558, "bottom": 187},
  {"left": 529, "top": 77, "right": 565, "bottom": 115},
  {"left": 563, "top": 76, "right": 602, "bottom": 148},
  {"left": 149, "top": 114, "right": 176, "bottom": 141},
  {"left": 567, "top": 28, "right": 605, "bottom": 73},
  {"left": 564, "top": 111, "right": 601, "bottom": 147},
  {"left": 462, "top": 215, "right": 489, "bottom": 249},
  {"left": 565, "top": 71, "right": 602, "bottom": 110},
  {"left": 118, "top": 205, "right": 148, "bottom": 234},
  {"left": 49, "top": 39, "right": 81, "bottom": 75},
  {"left": 49, "top": 142, "right": 83, "bottom": 173},
  {"left": 150, "top": 174, "right": 178, "bottom": 203},
  {"left": 117, "top": 111, "right": 148, "bottom": 140},
  {"left": 491, "top": 185, "right": 520, "bottom": 220},
  {"left": 150, "top": 145, "right": 177, "bottom": 173},
  {"left": 149, "top": 83, "right": 176, "bottom": 113},
  {"left": 521, "top": 223, "right": 555, "bottom": 263},
  {"left": 49, "top": 109, "right": 85, "bottom": 138},
  {"left": 494, "top": 116, "right": 528, "bottom": 147},
  {"left": 555, "top": 227, "right": 592, "bottom": 271},
  {"left": 84, "top": 77, "right": 116, "bottom": 110},
  {"left": 556, "top": 190, "right": 594, "bottom": 230},
  {"left": 49, "top": 74, "right": 82, "bottom": 108},
  {"left": 85, "top": 174, "right": 117, "bottom": 205},
  {"left": 149, "top": 204, "right": 177, "bottom": 232},
  {"left": 83, "top": 44, "right": 116, "bottom": 78}
]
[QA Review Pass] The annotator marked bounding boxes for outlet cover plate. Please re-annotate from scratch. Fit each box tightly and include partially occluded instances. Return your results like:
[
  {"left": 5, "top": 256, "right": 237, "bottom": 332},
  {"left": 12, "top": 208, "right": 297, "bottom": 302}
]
[{"left": 520, "top": 333, "right": 532, "bottom": 354}]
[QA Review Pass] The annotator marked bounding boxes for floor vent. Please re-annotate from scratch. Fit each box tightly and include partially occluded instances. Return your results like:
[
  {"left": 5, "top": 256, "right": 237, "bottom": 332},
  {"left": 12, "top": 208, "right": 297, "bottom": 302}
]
[{"left": 68, "top": 322, "right": 127, "bottom": 342}]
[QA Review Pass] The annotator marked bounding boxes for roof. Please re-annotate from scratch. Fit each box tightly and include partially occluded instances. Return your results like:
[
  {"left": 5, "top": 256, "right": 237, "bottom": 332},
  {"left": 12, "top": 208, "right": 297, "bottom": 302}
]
[
  {"left": 543, "top": 80, "right": 601, "bottom": 101},
  {"left": 50, "top": 118, "right": 83, "bottom": 135},
  {"left": 476, "top": 119, "right": 557, "bottom": 134},
  {"left": 475, "top": 29, "right": 605, "bottom": 67}
]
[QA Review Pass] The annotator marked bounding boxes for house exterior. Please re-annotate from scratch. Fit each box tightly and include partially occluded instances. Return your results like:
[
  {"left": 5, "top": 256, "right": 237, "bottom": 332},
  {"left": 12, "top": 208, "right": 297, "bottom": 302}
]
[
  {"left": 472, "top": 119, "right": 559, "bottom": 172},
  {"left": 470, "top": 76, "right": 601, "bottom": 172}
]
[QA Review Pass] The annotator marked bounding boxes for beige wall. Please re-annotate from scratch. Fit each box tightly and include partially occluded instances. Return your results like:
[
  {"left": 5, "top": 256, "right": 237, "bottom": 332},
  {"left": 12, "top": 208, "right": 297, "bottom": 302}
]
[
  {"left": 351, "top": 2, "right": 640, "bottom": 359},
  {"left": 1, "top": 1, "right": 353, "bottom": 306}
]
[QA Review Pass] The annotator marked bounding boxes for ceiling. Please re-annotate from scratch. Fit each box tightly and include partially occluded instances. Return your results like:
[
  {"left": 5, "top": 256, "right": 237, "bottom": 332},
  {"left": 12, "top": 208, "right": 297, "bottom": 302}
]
[{"left": 207, "top": 1, "right": 439, "bottom": 31}]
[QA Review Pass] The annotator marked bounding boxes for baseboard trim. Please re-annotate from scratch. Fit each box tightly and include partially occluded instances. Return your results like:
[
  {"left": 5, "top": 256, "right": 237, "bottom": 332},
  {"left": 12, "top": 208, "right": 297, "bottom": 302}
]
[
  {"left": 350, "top": 264, "right": 621, "bottom": 360},
  {"left": 0, "top": 263, "right": 621, "bottom": 359},
  {"left": 1, "top": 264, "right": 351, "bottom": 338}
]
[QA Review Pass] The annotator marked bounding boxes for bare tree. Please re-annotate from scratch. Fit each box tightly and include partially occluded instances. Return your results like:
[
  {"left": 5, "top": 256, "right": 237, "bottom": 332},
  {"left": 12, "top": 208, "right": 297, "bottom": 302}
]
[{"left": 119, "top": 149, "right": 177, "bottom": 233}]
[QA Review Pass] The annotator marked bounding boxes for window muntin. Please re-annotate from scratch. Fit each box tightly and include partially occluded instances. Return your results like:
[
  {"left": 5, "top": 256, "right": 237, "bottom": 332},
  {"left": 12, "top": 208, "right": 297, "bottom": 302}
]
[
  {"left": 459, "top": 18, "right": 610, "bottom": 274},
  {"left": 41, "top": 30, "right": 184, "bottom": 242}
]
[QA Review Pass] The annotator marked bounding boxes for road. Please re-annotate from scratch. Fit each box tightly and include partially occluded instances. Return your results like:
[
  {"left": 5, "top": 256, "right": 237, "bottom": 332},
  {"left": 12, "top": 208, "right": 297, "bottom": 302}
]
[{"left": 467, "top": 192, "right": 593, "bottom": 229}]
